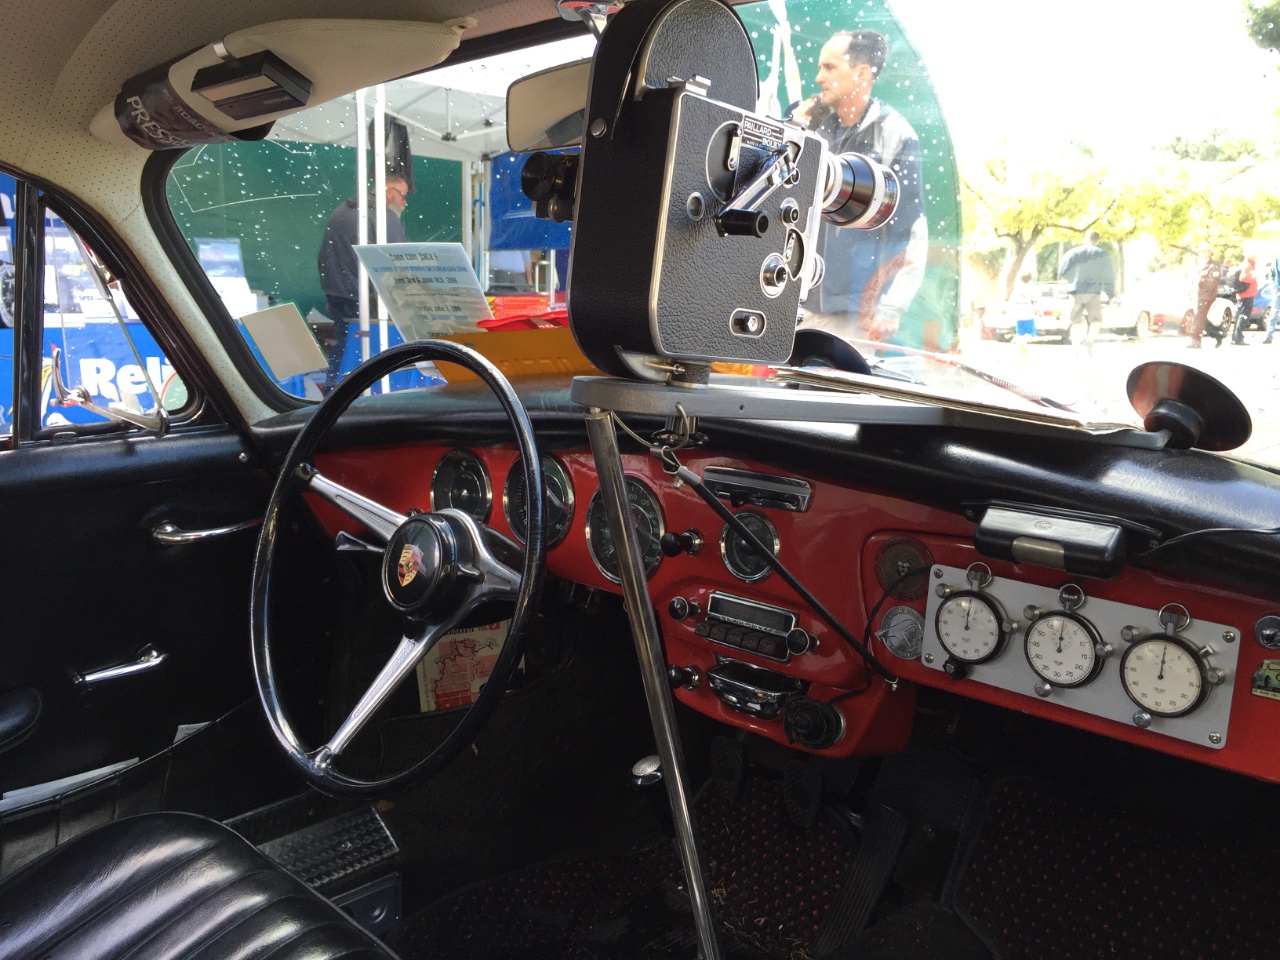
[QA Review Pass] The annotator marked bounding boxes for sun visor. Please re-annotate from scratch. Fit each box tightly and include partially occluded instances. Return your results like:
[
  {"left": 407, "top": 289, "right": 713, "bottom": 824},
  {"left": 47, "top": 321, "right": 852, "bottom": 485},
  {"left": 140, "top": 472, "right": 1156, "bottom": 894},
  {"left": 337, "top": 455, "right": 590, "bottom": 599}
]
[{"left": 90, "top": 17, "right": 475, "bottom": 150}]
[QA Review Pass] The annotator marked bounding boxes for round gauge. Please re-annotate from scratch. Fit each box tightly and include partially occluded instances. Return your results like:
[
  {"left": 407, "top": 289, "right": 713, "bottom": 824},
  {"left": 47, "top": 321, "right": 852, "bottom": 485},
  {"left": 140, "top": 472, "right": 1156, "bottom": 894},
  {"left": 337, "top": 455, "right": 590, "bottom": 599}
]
[
  {"left": 935, "top": 591, "right": 1006, "bottom": 664},
  {"left": 1120, "top": 633, "right": 1209, "bottom": 718},
  {"left": 430, "top": 450, "right": 493, "bottom": 522},
  {"left": 877, "top": 605, "right": 925, "bottom": 660},
  {"left": 1023, "top": 612, "right": 1103, "bottom": 688},
  {"left": 503, "top": 454, "right": 575, "bottom": 549},
  {"left": 719, "top": 511, "right": 780, "bottom": 582},
  {"left": 585, "top": 478, "right": 666, "bottom": 583}
]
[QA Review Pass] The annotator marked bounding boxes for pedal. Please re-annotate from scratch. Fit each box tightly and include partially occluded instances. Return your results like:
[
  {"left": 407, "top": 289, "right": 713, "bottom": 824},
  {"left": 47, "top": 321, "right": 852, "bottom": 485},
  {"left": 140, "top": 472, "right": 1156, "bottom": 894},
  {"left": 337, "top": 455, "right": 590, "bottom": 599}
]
[
  {"left": 259, "top": 805, "right": 399, "bottom": 897},
  {"left": 811, "top": 803, "right": 908, "bottom": 957},
  {"left": 782, "top": 760, "right": 823, "bottom": 830},
  {"left": 709, "top": 735, "right": 745, "bottom": 801}
]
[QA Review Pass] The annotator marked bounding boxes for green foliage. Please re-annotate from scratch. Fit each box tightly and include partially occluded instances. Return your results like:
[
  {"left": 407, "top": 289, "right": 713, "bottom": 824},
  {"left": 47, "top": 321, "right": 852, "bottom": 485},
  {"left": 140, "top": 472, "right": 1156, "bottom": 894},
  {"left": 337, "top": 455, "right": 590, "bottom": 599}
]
[
  {"left": 1164, "top": 130, "right": 1263, "bottom": 162},
  {"left": 1246, "top": 1, "right": 1280, "bottom": 52}
]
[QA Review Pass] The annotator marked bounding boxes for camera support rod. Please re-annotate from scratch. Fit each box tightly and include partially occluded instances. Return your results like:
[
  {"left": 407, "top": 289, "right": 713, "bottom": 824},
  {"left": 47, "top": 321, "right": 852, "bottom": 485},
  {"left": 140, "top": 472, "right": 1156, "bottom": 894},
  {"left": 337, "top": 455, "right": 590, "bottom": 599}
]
[{"left": 584, "top": 407, "right": 725, "bottom": 960}]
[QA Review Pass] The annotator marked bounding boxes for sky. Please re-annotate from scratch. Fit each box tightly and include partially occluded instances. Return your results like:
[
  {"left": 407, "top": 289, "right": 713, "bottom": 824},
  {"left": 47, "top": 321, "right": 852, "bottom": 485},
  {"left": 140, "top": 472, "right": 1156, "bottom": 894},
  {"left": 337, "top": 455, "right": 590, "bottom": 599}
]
[{"left": 888, "top": 0, "right": 1280, "bottom": 165}]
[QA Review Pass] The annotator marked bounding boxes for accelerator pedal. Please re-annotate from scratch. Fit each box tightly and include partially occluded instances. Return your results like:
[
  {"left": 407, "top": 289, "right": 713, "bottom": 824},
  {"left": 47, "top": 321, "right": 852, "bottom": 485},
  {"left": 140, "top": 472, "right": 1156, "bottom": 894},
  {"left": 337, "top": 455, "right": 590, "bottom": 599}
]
[
  {"left": 811, "top": 803, "right": 908, "bottom": 958},
  {"left": 782, "top": 760, "right": 823, "bottom": 830}
]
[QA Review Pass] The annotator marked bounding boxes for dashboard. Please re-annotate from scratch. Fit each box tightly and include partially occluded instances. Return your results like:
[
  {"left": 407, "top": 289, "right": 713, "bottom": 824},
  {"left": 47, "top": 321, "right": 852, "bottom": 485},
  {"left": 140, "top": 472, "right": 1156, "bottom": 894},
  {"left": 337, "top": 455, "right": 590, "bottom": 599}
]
[{"left": 309, "top": 439, "right": 1280, "bottom": 785}]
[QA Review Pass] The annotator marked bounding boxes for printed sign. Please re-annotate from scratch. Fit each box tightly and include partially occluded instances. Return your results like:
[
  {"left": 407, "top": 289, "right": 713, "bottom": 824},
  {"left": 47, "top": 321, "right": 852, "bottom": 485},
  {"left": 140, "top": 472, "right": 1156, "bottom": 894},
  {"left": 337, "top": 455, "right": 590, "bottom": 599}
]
[
  {"left": 414, "top": 620, "right": 510, "bottom": 713},
  {"left": 354, "top": 242, "right": 491, "bottom": 341}
]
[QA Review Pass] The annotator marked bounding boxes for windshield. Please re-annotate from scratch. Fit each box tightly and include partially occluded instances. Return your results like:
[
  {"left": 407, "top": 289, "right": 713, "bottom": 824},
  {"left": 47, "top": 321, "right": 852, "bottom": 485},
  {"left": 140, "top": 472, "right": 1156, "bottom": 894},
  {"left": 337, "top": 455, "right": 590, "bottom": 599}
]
[{"left": 165, "top": 0, "right": 1280, "bottom": 466}]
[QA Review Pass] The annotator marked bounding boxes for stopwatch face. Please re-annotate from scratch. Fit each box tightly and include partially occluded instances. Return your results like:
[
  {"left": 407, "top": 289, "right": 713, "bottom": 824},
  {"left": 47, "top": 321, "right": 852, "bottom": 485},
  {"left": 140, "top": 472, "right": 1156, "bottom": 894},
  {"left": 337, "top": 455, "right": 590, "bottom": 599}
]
[
  {"left": 1024, "top": 613, "right": 1101, "bottom": 688},
  {"left": 935, "top": 592, "right": 1005, "bottom": 664},
  {"left": 1120, "top": 634, "right": 1208, "bottom": 718},
  {"left": 878, "top": 605, "right": 925, "bottom": 660}
]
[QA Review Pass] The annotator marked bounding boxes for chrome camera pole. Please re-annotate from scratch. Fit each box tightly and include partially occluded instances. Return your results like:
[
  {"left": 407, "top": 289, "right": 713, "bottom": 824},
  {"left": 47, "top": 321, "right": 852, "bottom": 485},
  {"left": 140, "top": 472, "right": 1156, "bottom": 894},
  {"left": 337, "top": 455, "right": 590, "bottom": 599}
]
[{"left": 583, "top": 407, "right": 724, "bottom": 960}]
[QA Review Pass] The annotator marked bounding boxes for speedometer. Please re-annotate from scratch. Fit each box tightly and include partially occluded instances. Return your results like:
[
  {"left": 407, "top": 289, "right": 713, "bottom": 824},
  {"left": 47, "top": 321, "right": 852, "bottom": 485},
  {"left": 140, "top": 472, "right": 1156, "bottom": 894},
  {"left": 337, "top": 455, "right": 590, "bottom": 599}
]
[
  {"left": 585, "top": 478, "right": 665, "bottom": 583},
  {"left": 430, "top": 450, "right": 492, "bottom": 522},
  {"left": 504, "top": 454, "right": 575, "bottom": 548}
]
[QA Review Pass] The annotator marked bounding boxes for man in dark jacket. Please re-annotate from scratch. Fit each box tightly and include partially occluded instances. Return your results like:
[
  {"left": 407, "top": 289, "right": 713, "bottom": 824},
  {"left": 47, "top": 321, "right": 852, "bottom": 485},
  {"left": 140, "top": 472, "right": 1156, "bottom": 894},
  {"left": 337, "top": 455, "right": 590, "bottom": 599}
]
[
  {"left": 1058, "top": 231, "right": 1115, "bottom": 341},
  {"left": 795, "top": 30, "right": 926, "bottom": 344},
  {"left": 316, "top": 175, "right": 409, "bottom": 388}
]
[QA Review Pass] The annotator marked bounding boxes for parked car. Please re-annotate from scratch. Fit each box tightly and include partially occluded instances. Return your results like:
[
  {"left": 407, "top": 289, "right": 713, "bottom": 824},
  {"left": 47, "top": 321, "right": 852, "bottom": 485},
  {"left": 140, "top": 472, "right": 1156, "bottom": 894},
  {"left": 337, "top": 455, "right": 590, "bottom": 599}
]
[
  {"left": 1128, "top": 272, "right": 1198, "bottom": 336},
  {"left": 2, "top": 3, "right": 1280, "bottom": 960},
  {"left": 983, "top": 279, "right": 1129, "bottom": 342}
]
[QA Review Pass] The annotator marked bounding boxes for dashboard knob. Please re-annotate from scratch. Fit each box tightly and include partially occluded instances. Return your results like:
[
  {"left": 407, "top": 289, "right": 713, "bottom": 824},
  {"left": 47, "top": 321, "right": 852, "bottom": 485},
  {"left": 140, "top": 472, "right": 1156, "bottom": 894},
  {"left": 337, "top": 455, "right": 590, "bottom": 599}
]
[
  {"left": 667, "top": 664, "right": 702, "bottom": 690},
  {"left": 782, "top": 697, "right": 844, "bottom": 750},
  {"left": 943, "top": 658, "right": 968, "bottom": 681},
  {"left": 660, "top": 529, "right": 704, "bottom": 557},
  {"left": 786, "top": 627, "right": 814, "bottom": 656},
  {"left": 669, "top": 596, "right": 690, "bottom": 621}
]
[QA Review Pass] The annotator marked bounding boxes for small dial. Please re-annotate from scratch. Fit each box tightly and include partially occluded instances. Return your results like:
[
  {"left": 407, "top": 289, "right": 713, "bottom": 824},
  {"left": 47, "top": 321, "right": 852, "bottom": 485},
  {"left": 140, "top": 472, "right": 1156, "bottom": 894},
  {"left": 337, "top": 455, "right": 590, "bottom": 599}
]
[
  {"left": 935, "top": 591, "right": 1006, "bottom": 664},
  {"left": 585, "top": 478, "right": 666, "bottom": 583},
  {"left": 877, "top": 605, "right": 925, "bottom": 660},
  {"left": 504, "top": 454, "right": 575, "bottom": 549},
  {"left": 719, "top": 511, "right": 780, "bottom": 582},
  {"left": 1120, "top": 634, "right": 1209, "bottom": 718},
  {"left": 1024, "top": 613, "right": 1102, "bottom": 688},
  {"left": 430, "top": 450, "right": 492, "bottom": 522}
]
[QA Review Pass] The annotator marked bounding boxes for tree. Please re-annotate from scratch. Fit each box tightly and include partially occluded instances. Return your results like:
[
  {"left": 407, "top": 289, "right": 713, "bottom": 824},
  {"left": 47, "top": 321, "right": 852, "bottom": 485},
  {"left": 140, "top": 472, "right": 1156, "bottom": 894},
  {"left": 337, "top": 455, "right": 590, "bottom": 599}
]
[
  {"left": 961, "top": 156, "right": 1114, "bottom": 299},
  {"left": 1246, "top": 1, "right": 1280, "bottom": 53},
  {"left": 1164, "top": 130, "right": 1262, "bottom": 162}
]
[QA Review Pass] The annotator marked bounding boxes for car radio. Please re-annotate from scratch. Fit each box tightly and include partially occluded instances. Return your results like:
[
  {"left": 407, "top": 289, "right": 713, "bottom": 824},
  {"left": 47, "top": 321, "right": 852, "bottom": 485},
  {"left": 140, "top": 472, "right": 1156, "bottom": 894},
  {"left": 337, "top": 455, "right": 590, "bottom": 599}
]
[{"left": 688, "top": 592, "right": 813, "bottom": 663}]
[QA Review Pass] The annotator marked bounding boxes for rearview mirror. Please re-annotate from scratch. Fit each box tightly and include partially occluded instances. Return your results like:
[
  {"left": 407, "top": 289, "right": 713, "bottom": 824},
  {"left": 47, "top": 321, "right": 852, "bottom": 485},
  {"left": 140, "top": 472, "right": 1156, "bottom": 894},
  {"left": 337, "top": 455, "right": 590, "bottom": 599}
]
[{"left": 506, "top": 58, "right": 592, "bottom": 152}]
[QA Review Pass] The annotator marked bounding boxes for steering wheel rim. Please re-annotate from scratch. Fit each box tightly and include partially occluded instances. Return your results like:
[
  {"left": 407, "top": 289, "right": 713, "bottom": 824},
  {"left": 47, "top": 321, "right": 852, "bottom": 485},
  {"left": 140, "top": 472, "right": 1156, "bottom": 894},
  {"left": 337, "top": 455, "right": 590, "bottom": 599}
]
[{"left": 251, "top": 341, "right": 545, "bottom": 796}]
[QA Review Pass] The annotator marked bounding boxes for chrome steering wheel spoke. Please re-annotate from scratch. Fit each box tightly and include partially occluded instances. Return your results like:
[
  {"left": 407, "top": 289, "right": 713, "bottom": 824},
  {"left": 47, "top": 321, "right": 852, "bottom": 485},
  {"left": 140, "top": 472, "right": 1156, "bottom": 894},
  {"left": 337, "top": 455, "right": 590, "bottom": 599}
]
[{"left": 302, "top": 465, "right": 406, "bottom": 544}]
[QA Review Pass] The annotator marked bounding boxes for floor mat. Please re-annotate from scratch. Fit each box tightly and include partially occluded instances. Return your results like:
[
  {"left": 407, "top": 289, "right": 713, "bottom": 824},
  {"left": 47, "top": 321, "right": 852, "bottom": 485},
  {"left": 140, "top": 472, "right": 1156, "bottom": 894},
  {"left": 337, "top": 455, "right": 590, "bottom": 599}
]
[
  {"left": 389, "top": 777, "right": 856, "bottom": 960},
  {"left": 950, "top": 778, "right": 1280, "bottom": 960}
]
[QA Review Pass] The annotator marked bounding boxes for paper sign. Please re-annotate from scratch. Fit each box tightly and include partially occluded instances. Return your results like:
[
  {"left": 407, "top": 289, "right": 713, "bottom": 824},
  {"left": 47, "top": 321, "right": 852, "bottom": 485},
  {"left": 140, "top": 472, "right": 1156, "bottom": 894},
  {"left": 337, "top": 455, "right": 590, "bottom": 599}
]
[
  {"left": 355, "top": 242, "right": 492, "bottom": 341},
  {"left": 415, "top": 620, "right": 510, "bottom": 713},
  {"left": 240, "top": 302, "right": 327, "bottom": 379}
]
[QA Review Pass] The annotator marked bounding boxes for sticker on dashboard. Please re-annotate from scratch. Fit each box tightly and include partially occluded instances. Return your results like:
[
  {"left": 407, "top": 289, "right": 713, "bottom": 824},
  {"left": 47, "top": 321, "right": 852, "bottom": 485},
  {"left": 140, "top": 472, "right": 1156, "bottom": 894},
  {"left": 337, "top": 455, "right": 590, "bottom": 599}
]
[{"left": 1251, "top": 660, "right": 1280, "bottom": 701}]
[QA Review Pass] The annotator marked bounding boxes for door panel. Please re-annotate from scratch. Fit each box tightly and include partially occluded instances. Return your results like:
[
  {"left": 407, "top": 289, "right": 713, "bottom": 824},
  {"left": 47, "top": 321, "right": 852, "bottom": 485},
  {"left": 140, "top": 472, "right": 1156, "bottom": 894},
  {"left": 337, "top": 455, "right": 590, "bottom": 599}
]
[{"left": 0, "top": 427, "right": 271, "bottom": 795}]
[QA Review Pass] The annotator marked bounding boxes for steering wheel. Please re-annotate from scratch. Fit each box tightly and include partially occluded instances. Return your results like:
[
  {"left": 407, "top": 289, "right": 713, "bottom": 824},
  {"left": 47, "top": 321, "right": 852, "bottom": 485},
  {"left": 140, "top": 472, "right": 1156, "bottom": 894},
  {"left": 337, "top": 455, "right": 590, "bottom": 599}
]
[{"left": 250, "top": 341, "right": 545, "bottom": 796}]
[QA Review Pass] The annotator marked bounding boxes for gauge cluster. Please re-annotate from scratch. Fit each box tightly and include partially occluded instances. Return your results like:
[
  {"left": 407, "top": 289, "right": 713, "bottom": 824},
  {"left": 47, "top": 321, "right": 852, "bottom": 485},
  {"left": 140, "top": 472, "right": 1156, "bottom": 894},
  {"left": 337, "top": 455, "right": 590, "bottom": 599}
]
[{"left": 921, "top": 564, "right": 1241, "bottom": 750}]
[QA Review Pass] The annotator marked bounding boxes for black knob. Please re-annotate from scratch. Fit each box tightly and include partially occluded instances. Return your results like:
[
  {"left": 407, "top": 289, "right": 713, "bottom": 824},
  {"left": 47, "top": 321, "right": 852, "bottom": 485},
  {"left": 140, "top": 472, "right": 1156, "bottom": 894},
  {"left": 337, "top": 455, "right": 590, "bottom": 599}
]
[
  {"left": 786, "top": 628, "right": 813, "bottom": 656},
  {"left": 666, "top": 664, "right": 700, "bottom": 689},
  {"left": 716, "top": 209, "right": 769, "bottom": 237},
  {"left": 783, "top": 697, "right": 844, "bottom": 750},
  {"left": 660, "top": 529, "right": 703, "bottom": 557},
  {"left": 943, "top": 658, "right": 968, "bottom": 681},
  {"left": 669, "top": 596, "right": 690, "bottom": 621}
]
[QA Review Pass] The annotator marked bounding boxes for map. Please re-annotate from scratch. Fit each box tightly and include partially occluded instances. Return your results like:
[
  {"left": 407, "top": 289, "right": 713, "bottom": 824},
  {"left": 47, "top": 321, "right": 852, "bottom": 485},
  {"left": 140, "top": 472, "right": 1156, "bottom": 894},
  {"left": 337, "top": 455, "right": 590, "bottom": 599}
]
[{"left": 415, "top": 620, "right": 510, "bottom": 713}]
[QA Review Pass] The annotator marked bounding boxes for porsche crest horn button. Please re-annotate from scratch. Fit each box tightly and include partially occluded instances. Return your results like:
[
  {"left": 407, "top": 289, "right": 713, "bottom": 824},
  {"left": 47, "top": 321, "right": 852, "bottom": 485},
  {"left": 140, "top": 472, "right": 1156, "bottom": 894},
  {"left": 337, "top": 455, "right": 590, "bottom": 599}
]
[{"left": 383, "top": 517, "right": 447, "bottom": 612}]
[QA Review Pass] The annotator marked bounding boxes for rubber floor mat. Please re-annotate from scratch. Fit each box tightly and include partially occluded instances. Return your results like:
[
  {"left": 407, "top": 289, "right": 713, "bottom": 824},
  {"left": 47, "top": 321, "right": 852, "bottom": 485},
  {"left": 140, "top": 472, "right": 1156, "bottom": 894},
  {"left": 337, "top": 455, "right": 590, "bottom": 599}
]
[
  {"left": 389, "top": 777, "right": 856, "bottom": 960},
  {"left": 950, "top": 778, "right": 1280, "bottom": 960}
]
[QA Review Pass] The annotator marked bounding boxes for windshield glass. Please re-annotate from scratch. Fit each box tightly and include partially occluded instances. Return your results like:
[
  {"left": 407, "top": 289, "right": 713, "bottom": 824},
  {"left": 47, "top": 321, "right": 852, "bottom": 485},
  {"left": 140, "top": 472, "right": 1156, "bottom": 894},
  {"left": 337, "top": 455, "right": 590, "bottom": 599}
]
[{"left": 165, "top": 0, "right": 1280, "bottom": 466}]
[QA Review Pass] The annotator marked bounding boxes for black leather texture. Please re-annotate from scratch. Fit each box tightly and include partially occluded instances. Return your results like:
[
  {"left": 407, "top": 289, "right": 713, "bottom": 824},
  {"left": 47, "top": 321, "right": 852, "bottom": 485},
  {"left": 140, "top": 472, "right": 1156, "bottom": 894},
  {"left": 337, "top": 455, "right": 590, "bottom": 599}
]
[
  {"left": 0, "top": 688, "right": 40, "bottom": 754},
  {"left": 0, "top": 812, "right": 398, "bottom": 960}
]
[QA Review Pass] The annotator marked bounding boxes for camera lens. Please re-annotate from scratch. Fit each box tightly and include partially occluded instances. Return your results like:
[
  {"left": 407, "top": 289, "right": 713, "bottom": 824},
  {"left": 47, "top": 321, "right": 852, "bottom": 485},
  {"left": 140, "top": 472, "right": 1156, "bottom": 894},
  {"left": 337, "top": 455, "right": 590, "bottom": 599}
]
[{"left": 821, "top": 152, "right": 899, "bottom": 230}]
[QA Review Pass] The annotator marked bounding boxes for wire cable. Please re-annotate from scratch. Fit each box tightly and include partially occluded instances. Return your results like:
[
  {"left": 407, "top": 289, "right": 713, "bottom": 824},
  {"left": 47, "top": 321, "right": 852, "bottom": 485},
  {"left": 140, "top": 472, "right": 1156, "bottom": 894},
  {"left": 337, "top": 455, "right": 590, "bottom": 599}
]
[{"left": 1137, "top": 524, "right": 1280, "bottom": 559}]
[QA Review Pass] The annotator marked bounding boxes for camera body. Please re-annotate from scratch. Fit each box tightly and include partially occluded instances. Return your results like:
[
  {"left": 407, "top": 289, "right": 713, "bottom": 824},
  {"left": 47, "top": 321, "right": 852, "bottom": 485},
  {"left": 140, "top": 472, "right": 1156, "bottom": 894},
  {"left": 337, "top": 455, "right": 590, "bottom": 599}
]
[{"left": 568, "top": 81, "right": 828, "bottom": 377}]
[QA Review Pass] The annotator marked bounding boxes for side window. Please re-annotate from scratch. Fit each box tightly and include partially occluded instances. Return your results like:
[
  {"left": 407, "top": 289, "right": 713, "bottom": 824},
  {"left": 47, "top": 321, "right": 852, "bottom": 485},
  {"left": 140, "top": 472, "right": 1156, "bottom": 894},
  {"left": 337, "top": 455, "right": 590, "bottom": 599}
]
[{"left": 0, "top": 173, "right": 188, "bottom": 438}]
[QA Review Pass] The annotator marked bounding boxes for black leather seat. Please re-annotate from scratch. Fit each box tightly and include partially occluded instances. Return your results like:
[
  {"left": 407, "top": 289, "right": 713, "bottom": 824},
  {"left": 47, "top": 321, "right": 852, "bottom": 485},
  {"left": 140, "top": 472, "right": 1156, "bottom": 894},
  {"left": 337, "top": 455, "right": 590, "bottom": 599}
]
[{"left": 0, "top": 811, "right": 399, "bottom": 959}]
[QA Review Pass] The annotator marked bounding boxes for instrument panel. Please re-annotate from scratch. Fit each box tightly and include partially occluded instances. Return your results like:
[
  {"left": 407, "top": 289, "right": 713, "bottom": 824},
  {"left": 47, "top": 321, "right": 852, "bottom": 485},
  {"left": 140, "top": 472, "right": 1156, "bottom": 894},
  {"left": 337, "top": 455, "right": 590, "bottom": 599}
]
[{"left": 310, "top": 441, "right": 1280, "bottom": 784}]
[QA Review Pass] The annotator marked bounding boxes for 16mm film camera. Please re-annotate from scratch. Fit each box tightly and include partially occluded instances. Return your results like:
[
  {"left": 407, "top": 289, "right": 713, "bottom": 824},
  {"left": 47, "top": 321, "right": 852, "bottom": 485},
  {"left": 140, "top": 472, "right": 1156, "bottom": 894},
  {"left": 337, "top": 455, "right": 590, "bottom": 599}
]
[{"left": 510, "top": 0, "right": 899, "bottom": 380}]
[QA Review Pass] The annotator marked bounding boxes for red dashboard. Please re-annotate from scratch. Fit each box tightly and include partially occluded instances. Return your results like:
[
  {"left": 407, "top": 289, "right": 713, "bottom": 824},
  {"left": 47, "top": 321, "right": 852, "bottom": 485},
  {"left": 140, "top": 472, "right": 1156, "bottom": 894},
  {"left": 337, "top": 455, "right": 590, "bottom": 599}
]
[{"left": 311, "top": 441, "right": 1280, "bottom": 784}]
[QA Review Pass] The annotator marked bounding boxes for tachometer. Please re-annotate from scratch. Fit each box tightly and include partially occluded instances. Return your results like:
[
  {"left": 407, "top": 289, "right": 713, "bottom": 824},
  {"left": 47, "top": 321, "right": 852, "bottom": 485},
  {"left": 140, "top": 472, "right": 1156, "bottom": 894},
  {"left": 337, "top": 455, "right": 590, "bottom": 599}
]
[
  {"left": 430, "top": 450, "right": 492, "bottom": 522},
  {"left": 719, "top": 511, "right": 779, "bottom": 582},
  {"left": 504, "top": 454, "right": 575, "bottom": 548},
  {"left": 585, "top": 478, "right": 665, "bottom": 583}
]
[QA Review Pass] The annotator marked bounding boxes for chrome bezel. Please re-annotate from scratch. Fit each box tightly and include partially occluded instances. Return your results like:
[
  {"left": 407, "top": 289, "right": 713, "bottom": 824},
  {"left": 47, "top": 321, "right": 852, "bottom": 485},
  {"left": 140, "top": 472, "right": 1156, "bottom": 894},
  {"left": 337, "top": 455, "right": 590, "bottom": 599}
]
[
  {"left": 719, "top": 510, "right": 780, "bottom": 583},
  {"left": 502, "top": 453, "right": 576, "bottom": 549},
  {"left": 584, "top": 478, "right": 666, "bottom": 584},
  {"left": 1119, "top": 632, "right": 1209, "bottom": 718},
  {"left": 429, "top": 450, "right": 493, "bottom": 522},
  {"left": 1022, "top": 610, "right": 1103, "bottom": 688}
]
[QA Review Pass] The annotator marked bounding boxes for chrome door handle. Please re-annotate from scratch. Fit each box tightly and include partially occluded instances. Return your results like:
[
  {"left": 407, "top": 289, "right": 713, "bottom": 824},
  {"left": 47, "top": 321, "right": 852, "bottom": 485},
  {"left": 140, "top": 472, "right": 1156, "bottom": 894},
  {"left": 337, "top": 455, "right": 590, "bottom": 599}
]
[
  {"left": 74, "top": 645, "right": 167, "bottom": 687},
  {"left": 152, "top": 518, "right": 262, "bottom": 545}
]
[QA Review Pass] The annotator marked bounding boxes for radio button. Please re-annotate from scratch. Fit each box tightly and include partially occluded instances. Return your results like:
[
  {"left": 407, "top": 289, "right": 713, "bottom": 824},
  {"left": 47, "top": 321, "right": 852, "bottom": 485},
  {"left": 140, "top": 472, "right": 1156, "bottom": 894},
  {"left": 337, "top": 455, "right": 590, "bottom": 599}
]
[
  {"left": 726, "top": 627, "right": 746, "bottom": 646},
  {"left": 695, "top": 622, "right": 711, "bottom": 637},
  {"left": 757, "top": 636, "right": 783, "bottom": 658},
  {"left": 709, "top": 624, "right": 728, "bottom": 642}
]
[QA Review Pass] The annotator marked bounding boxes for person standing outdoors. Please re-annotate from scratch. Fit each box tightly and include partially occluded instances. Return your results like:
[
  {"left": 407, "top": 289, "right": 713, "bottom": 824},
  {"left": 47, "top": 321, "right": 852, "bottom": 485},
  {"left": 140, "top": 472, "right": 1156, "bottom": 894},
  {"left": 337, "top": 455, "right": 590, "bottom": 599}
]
[
  {"left": 1230, "top": 256, "right": 1258, "bottom": 344},
  {"left": 1057, "top": 231, "right": 1115, "bottom": 342},
  {"left": 1188, "top": 248, "right": 1225, "bottom": 348},
  {"left": 317, "top": 174, "right": 410, "bottom": 390},
  {"left": 794, "top": 30, "right": 926, "bottom": 343}
]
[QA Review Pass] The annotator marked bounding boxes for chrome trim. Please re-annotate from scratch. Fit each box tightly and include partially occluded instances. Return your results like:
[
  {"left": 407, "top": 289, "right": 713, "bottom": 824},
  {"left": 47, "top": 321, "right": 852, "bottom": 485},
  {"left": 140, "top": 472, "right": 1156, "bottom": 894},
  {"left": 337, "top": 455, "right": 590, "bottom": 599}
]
[
  {"left": 305, "top": 469, "right": 406, "bottom": 544},
  {"left": 152, "top": 518, "right": 261, "bottom": 545},
  {"left": 718, "top": 511, "right": 779, "bottom": 582},
  {"left": 584, "top": 479, "right": 666, "bottom": 584},
  {"left": 707, "top": 591, "right": 796, "bottom": 636},
  {"left": 703, "top": 465, "right": 812, "bottom": 512},
  {"left": 429, "top": 450, "right": 493, "bottom": 523},
  {"left": 502, "top": 453, "right": 576, "bottom": 549},
  {"left": 74, "top": 645, "right": 167, "bottom": 687}
]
